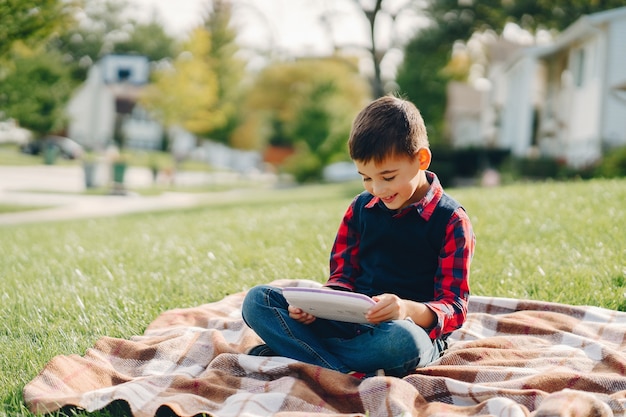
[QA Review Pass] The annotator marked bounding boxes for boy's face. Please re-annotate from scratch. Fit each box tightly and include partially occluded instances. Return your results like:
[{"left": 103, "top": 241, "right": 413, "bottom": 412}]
[{"left": 355, "top": 150, "right": 431, "bottom": 210}]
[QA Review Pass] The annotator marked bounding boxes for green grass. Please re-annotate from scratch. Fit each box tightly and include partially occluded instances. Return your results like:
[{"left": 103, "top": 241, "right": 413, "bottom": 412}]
[
  {"left": 1, "top": 178, "right": 625, "bottom": 416},
  {"left": 0, "top": 204, "right": 53, "bottom": 214},
  {"left": 0, "top": 145, "right": 211, "bottom": 172},
  {"left": 0, "top": 144, "right": 76, "bottom": 166}
]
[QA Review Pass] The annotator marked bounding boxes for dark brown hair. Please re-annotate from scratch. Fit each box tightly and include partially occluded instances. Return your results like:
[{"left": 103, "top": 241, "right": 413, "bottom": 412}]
[{"left": 348, "top": 95, "right": 428, "bottom": 164}]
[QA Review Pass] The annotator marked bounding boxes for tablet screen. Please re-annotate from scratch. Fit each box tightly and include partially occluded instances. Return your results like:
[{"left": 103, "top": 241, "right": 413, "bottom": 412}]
[{"left": 282, "top": 287, "right": 376, "bottom": 323}]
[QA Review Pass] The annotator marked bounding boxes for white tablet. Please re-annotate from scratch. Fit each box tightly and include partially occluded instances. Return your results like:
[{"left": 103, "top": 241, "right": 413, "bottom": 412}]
[{"left": 282, "top": 287, "right": 376, "bottom": 323}]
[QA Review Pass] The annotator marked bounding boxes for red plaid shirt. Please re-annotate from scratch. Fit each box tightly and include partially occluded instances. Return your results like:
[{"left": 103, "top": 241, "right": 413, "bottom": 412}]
[{"left": 326, "top": 172, "right": 475, "bottom": 339}]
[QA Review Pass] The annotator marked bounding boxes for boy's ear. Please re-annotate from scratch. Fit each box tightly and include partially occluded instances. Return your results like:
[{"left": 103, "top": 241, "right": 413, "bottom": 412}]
[{"left": 416, "top": 148, "right": 432, "bottom": 170}]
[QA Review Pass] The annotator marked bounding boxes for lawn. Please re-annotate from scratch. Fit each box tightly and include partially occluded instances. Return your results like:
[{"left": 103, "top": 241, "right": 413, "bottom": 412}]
[
  {"left": 2, "top": 178, "right": 625, "bottom": 416},
  {"left": 0, "top": 144, "right": 212, "bottom": 173},
  {"left": 0, "top": 204, "right": 52, "bottom": 214}
]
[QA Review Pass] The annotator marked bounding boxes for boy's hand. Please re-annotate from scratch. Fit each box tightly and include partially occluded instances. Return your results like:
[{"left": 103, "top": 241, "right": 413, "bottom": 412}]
[
  {"left": 367, "top": 294, "right": 437, "bottom": 328},
  {"left": 288, "top": 305, "right": 317, "bottom": 324},
  {"left": 366, "top": 293, "right": 406, "bottom": 323}
]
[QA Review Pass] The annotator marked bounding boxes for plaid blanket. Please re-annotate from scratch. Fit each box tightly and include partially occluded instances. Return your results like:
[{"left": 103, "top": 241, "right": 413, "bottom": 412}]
[{"left": 24, "top": 279, "right": 626, "bottom": 416}]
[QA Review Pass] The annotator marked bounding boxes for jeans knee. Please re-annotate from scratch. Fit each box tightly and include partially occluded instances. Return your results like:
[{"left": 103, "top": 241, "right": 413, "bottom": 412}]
[
  {"left": 242, "top": 285, "right": 284, "bottom": 327},
  {"left": 386, "top": 323, "right": 421, "bottom": 354},
  {"left": 242, "top": 285, "right": 268, "bottom": 326}
]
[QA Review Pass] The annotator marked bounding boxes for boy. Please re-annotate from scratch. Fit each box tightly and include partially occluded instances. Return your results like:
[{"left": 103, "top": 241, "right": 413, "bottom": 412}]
[{"left": 242, "top": 95, "right": 475, "bottom": 378}]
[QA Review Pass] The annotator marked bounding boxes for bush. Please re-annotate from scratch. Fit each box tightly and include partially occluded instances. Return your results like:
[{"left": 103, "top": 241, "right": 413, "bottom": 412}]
[
  {"left": 282, "top": 149, "right": 323, "bottom": 183},
  {"left": 429, "top": 146, "right": 510, "bottom": 186},
  {"left": 510, "top": 156, "right": 561, "bottom": 179},
  {"left": 595, "top": 146, "right": 626, "bottom": 178}
]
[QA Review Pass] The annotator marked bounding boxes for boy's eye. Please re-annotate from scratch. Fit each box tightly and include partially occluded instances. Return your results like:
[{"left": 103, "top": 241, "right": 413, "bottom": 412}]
[
  {"left": 383, "top": 176, "right": 395, "bottom": 182},
  {"left": 362, "top": 177, "right": 371, "bottom": 182}
]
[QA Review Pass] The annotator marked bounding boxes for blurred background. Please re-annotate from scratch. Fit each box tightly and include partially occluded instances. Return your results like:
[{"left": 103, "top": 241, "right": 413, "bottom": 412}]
[{"left": 2, "top": 0, "right": 626, "bottom": 189}]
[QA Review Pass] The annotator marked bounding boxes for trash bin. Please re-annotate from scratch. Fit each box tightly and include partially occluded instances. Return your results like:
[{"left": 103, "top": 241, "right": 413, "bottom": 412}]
[
  {"left": 44, "top": 145, "right": 58, "bottom": 165},
  {"left": 111, "top": 161, "right": 127, "bottom": 195},
  {"left": 83, "top": 161, "right": 96, "bottom": 188},
  {"left": 112, "top": 161, "right": 127, "bottom": 184}
]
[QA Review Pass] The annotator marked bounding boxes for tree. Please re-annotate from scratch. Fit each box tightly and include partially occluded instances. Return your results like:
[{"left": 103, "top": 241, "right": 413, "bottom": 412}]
[
  {"left": 50, "top": 0, "right": 175, "bottom": 82},
  {"left": 113, "top": 20, "right": 175, "bottom": 62},
  {"left": 242, "top": 57, "right": 368, "bottom": 146},
  {"left": 291, "top": 82, "right": 335, "bottom": 158},
  {"left": 425, "top": 0, "right": 626, "bottom": 44},
  {"left": 139, "top": 1, "right": 244, "bottom": 146},
  {"left": 319, "top": 0, "right": 427, "bottom": 98},
  {"left": 0, "top": 1, "right": 79, "bottom": 142},
  {"left": 0, "top": 0, "right": 77, "bottom": 57},
  {"left": 197, "top": 0, "right": 245, "bottom": 145},
  {"left": 0, "top": 50, "right": 75, "bottom": 137},
  {"left": 395, "top": 26, "right": 455, "bottom": 144},
  {"left": 238, "top": 57, "right": 370, "bottom": 181},
  {"left": 140, "top": 27, "right": 221, "bottom": 135}
]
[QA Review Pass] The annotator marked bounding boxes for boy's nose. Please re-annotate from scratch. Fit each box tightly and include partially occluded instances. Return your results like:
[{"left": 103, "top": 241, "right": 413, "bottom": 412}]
[{"left": 372, "top": 182, "right": 386, "bottom": 196}]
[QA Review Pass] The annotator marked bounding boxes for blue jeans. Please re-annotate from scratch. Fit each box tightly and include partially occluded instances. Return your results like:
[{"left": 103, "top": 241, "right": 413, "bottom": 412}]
[{"left": 241, "top": 285, "right": 445, "bottom": 377}]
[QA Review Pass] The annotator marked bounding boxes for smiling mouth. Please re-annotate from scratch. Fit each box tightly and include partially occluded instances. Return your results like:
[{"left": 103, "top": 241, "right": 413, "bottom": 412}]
[{"left": 381, "top": 194, "right": 397, "bottom": 203}]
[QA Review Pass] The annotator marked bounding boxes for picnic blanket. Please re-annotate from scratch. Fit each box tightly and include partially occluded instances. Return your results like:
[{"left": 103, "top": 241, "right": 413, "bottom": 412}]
[{"left": 24, "top": 279, "right": 626, "bottom": 417}]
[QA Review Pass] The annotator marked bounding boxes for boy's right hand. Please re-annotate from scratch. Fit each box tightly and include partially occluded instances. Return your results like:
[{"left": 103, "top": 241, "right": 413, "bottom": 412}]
[{"left": 288, "top": 305, "right": 317, "bottom": 325}]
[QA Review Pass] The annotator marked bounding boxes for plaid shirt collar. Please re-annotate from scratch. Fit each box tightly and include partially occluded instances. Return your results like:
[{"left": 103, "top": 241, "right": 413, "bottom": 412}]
[{"left": 364, "top": 171, "right": 443, "bottom": 220}]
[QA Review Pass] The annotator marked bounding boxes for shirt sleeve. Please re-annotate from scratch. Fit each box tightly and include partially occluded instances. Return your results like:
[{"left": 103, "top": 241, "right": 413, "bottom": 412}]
[
  {"left": 325, "top": 199, "right": 361, "bottom": 291},
  {"left": 424, "top": 207, "right": 475, "bottom": 339}
]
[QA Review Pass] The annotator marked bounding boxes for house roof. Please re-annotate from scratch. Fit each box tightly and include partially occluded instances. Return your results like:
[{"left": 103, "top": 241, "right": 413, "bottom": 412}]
[
  {"left": 501, "top": 6, "right": 626, "bottom": 69},
  {"left": 535, "top": 6, "right": 626, "bottom": 57}
]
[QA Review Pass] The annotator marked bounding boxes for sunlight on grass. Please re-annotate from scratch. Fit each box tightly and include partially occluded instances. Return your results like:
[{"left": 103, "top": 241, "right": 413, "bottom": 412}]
[
  {"left": 452, "top": 179, "right": 626, "bottom": 307},
  {"left": 0, "top": 145, "right": 77, "bottom": 166},
  {"left": 1, "top": 178, "right": 625, "bottom": 416},
  {"left": 0, "top": 204, "right": 53, "bottom": 214}
]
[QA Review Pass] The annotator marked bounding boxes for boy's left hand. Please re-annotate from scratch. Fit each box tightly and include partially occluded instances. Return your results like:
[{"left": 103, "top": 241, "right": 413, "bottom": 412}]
[{"left": 366, "top": 293, "right": 406, "bottom": 323}]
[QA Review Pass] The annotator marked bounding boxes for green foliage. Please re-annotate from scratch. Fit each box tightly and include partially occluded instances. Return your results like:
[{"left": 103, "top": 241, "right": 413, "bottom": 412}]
[
  {"left": 241, "top": 57, "right": 370, "bottom": 179},
  {"left": 197, "top": 0, "right": 246, "bottom": 145},
  {"left": 140, "top": 1, "right": 243, "bottom": 145},
  {"left": 426, "top": 0, "right": 626, "bottom": 36},
  {"left": 509, "top": 156, "right": 561, "bottom": 180},
  {"left": 140, "top": 27, "right": 221, "bottom": 134},
  {"left": 282, "top": 146, "right": 324, "bottom": 183},
  {"left": 50, "top": 0, "right": 176, "bottom": 83},
  {"left": 267, "top": 117, "right": 292, "bottom": 147},
  {"left": 395, "top": 26, "right": 456, "bottom": 144},
  {"left": 595, "top": 145, "right": 626, "bottom": 178},
  {"left": 1, "top": 0, "right": 176, "bottom": 145},
  {"left": 427, "top": 146, "right": 510, "bottom": 187},
  {"left": 48, "top": 0, "right": 129, "bottom": 70},
  {"left": 291, "top": 82, "right": 335, "bottom": 157},
  {"left": 112, "top": 20, "right": 176, "bottom": 62},
  {"left": 0, "top": 50, "right": 76, "bottom": 137},
  {"left": 503, "top": 0, "right": 626, "bottom": 32},
  {"left": 0, "top": 0, "right": 77, "bottom": 57}
]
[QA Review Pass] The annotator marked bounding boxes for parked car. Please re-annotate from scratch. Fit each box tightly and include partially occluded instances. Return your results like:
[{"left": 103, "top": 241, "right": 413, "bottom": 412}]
[
  {"left": 20, "top": 136, "right": 84, "bottom": 159},
  {"left": 0, "top": 119, "right": 32, "bottom": 145},
  {"left": 323, "top": 161, "right": 360, "bottom": 182}
]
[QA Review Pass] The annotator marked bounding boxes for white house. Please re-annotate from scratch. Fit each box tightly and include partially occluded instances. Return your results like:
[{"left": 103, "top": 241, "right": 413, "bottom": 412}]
[
  {"left": 67, "top": 54, "right": 163, "bottom": 151},
  {"left": 445, "top": 81, "right": 487, "bottom": 148},
  {"left": 496, "top": 6, "right": 626, "bottom": 168},
  {"left": 446, "top": 37, "right": 525, "bottom": 150},
  {"left": 67, "top": 64, "right": 116, "bottom": 150}
]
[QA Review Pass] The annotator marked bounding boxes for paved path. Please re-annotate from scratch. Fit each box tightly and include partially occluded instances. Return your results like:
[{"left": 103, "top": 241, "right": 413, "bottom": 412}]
[{"left": 0, "top": 165, "right": 260, "bottom": 226}]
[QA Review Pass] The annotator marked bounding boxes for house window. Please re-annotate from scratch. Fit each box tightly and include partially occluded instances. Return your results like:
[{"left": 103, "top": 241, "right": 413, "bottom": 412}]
[
  {"left": 118, "top": 68, "right": 132, "bottom": 82},
  {"left": 572, "top": 49, "right": 585, "bottom": 87}
]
